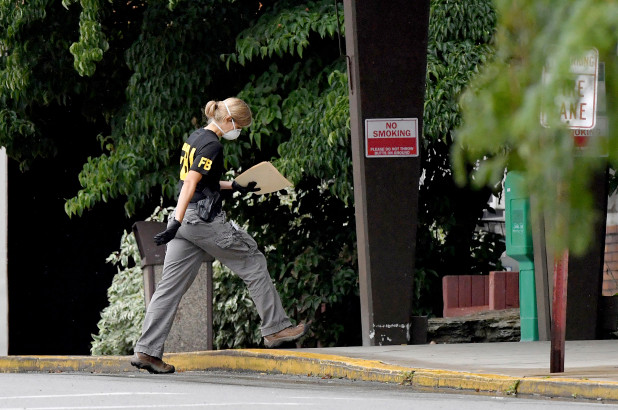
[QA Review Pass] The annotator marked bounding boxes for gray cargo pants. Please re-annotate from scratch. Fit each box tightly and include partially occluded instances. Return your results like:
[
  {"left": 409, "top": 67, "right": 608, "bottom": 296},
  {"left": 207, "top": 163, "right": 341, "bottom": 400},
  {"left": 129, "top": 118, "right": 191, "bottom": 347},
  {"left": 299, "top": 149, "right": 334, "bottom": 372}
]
[{"left": 134, "top": 208, "right": 292, "bottom": 359}]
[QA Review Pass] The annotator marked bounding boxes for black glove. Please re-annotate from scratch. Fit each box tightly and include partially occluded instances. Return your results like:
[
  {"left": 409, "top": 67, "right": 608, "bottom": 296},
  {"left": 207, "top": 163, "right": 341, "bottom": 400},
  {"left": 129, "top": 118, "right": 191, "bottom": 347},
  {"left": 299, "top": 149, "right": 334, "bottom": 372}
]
[
  {"left": 232, "top": 180, "right": 260, "bottom": 194},
  {"left": 153, "top": 219, "right": 181, "bottom": 246}
]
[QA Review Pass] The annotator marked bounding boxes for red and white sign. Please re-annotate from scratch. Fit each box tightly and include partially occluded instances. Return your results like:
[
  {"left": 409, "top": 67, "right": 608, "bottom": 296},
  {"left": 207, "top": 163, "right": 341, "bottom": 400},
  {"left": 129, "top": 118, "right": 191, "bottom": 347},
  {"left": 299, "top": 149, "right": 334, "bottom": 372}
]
[
  {"left": 541, "top": 49, "right": 599, "bottom": 129},
  {"left": 365, "top": 118, "right": 419, "bottom": 158}
]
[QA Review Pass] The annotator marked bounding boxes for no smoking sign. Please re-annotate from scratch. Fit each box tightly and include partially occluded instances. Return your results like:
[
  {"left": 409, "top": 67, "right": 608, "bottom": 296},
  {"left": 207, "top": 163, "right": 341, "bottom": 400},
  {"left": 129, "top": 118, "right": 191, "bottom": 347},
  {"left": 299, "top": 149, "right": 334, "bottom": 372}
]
[{"left": 365, "top": 118, "right": 419, "bottom": 158}]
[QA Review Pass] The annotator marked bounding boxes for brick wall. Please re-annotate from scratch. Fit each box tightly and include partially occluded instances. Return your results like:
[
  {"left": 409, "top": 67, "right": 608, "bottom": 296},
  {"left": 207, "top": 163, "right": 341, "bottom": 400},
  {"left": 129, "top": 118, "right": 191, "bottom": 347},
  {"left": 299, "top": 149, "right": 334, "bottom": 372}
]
[
  {"left": 604, "top": 225, "right": 618, "bottom": 296},
  {"left": 442, "top": 272, "right": 519, "bottom": 317}
]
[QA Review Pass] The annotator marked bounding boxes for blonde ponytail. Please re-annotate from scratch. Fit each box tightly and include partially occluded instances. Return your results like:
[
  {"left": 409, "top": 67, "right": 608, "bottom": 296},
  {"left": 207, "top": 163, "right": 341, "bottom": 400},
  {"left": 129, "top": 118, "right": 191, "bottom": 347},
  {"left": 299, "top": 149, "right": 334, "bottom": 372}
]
[{"left": 203, "top": 98, "right": 252, "bottom": 127}]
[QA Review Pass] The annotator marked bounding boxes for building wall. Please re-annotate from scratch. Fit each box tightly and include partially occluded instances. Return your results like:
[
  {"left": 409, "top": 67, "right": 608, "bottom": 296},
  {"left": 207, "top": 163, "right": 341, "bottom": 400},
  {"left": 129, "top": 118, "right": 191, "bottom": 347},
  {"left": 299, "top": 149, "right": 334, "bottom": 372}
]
[
  {"left": 604, "top": 192, "right": 618, "bottom": 296},
  {"left": 603, "top": 225, "right": 618, "bottom": 296}
]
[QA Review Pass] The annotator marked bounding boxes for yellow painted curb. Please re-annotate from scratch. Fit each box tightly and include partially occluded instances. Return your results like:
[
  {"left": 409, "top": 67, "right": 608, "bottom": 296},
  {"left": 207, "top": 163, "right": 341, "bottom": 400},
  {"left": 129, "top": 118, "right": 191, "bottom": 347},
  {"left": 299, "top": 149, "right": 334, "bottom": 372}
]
[
  {"left": 166, "top": 349, "right": 411, "bottom": 384},
  {"left": 164, "top": 349, "right": 618, "bottom": 401},
  {"left": 1, "top": 350, "right": 618, "bottom": 402},
  {"left": 0, "top": 355, "right": 132, "bottom": 373},
  {"left": 518, "top": 377, "right": 618, "bottom": 401}
]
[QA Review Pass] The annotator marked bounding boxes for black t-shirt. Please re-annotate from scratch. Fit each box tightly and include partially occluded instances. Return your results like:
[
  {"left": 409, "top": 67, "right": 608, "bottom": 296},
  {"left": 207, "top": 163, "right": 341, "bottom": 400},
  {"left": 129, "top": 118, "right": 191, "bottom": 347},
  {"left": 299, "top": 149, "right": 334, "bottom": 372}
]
[{"left": 177, "top": 128, "right": 224, "bottom": 203}]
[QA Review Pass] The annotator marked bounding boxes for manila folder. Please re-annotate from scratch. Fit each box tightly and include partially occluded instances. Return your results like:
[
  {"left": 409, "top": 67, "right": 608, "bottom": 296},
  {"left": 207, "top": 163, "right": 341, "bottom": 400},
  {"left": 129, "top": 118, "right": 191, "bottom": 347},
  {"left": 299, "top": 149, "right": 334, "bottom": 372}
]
[{"left": 234, "top": 161, "right": 292, "bottom": 194}]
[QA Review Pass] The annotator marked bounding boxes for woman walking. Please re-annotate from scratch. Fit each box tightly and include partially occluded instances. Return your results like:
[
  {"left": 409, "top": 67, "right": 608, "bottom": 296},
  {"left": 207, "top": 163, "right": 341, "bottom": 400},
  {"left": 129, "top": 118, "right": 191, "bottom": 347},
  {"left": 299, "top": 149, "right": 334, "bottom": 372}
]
[{"left": 131, "top": 97, "right": 308, "bottom": 374}]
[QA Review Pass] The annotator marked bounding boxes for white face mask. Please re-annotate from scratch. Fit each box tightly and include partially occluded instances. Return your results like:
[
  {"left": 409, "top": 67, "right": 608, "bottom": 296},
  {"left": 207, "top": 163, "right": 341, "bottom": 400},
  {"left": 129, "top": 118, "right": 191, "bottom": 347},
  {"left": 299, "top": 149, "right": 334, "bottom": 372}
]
[
  {"left": 222, "top": 126, "right": 241, "bottom": 141},
  {"left": 213, "top": 101, "right": 241, "bottom": 140}
]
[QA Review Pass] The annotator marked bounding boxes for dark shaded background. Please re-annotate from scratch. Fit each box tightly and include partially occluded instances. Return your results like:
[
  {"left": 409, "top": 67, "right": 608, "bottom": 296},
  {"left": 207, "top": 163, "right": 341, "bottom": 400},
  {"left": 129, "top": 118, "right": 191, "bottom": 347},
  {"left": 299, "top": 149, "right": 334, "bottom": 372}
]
[{"left": 7, "top": 118, "right": 142, "bottom": 355}]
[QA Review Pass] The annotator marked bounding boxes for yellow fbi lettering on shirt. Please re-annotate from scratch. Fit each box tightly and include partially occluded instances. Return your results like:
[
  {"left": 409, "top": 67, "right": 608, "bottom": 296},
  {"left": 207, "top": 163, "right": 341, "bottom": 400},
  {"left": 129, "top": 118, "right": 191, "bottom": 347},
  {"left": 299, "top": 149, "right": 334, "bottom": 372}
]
[{"left": 179, "top": 143, "right": 213, "bottom": 180}]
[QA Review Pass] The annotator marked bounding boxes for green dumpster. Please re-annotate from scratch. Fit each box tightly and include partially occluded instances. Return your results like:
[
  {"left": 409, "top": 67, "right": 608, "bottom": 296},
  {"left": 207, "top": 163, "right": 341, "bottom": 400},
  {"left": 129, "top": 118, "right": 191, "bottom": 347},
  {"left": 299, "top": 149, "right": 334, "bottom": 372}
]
[{"left": 505, "top": 171, "right": 539, "bottom": 341}]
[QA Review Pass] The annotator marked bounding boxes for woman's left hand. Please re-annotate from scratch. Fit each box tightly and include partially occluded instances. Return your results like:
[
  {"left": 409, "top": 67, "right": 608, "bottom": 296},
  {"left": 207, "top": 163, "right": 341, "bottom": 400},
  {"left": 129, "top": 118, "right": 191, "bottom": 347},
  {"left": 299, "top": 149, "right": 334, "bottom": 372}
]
[{"left": 232, "top": 180, "right": 259, "bottom": 194}]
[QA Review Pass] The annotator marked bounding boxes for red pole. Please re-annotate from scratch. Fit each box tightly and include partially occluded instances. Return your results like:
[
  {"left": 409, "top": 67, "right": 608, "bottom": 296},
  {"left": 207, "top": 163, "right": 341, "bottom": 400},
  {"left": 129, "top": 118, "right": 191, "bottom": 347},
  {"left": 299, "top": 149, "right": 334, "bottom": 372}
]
[{"left": 550, "top": 250, "right": 569, "bottom": 373}]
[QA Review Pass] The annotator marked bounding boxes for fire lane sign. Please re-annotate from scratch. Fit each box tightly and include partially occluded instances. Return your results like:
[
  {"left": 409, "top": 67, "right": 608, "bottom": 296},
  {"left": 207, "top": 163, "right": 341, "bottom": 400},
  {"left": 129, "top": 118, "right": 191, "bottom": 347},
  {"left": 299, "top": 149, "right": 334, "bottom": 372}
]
[
  {"left": 365, "top": 118, "right": 419, "bottom": 158},
  {"left": 541, "top": 48, "right": 599, "bottom": 129}
]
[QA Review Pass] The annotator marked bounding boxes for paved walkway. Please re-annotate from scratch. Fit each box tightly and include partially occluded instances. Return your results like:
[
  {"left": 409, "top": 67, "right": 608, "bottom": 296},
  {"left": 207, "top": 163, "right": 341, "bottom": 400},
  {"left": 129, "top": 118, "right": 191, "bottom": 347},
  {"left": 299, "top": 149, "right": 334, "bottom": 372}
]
[
  {"left": 1, "top": 340, "right": 617, "bottom": 402},
  {"left": 301, "top": 340, "right": 618, "bottom": 382}
]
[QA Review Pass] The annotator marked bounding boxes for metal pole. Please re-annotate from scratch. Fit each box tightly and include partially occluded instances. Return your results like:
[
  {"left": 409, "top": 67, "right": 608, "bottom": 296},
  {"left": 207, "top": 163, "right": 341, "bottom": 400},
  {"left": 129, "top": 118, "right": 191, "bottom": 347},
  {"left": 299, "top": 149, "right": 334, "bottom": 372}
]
[
  {"left": 530, "top": 201, "right": 551, "bottom": 341},
  {"left": 550, "top": 250, "right": 569, "bottom": 373}
]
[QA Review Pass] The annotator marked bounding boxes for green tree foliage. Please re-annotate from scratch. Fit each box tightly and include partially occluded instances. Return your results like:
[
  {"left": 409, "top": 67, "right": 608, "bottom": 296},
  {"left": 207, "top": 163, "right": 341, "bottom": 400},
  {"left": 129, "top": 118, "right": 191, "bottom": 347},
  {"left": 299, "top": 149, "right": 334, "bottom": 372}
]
[
  {"left": 90, "top": 228, "right": 144, "bottom": 355},
  {"left": 453, "top": 0, "right": 618, "bottom": 256},
  {"left": 62, "top": 0, "right": 109, "bottom": 77},
  {"left": 60, "top": 0, "right": 347, "bottom": 217},
  {"left": 75, "top": 0, "right": 353, "bottom": 348},
  {"left": 63, "top": 1, "right": 249, "bottom": 216},
  {"left": 220, "top": 0, "right": 502, "bottom": 326},
  {"left": 0, "top": 0, "right": 77, "bottom": 168},
  {"left": 2, "top": 0, "right": 505, "bottom": 351},
  {"left": 208, "top": 0, "right": 359, "bottom": 346},
  {"left": 0, "top": 0, "right": 140, "bottom": 170},
  {"left": 415, "top": 0, "right": 502, "bottom": 313}
]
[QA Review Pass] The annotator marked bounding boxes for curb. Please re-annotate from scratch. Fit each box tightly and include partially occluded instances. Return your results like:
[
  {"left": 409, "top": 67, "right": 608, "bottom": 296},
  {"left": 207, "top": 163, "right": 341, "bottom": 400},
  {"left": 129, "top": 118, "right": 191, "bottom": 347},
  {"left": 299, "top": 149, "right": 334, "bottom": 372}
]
[
  {"left": 1, "top": 350, "right": 618, "bottom": 402},
  {"left": 0, "top": 355, "right": 133, "bottom": 374}
]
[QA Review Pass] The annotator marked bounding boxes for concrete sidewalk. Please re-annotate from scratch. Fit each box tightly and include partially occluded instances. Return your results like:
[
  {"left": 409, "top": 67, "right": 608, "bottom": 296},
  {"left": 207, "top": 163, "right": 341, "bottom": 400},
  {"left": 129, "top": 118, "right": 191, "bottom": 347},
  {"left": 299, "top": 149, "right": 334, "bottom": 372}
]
[{"left": 1, "top": 340, "right": 617, "bottom": 402}]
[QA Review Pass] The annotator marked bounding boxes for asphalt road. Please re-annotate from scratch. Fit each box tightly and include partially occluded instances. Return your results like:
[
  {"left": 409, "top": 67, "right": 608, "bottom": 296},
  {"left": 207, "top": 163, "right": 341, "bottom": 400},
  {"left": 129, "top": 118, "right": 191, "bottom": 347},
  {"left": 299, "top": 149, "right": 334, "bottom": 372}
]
[{"left": 0, "top": 371, "right": 616, "bottom": 409}]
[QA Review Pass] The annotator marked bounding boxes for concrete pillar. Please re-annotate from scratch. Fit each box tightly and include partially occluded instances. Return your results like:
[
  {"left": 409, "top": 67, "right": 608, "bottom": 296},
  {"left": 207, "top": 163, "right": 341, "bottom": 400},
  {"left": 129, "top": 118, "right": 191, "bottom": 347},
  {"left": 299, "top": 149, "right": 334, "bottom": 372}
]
[
  {"left": 344, "top": 0, "right": 430, "bottom": 345},
  {"left": 153, "top": 262, "right": 213, "bottom": 352},
  {"left": 132, "top": 221, "right": 213, "bottom": 352}
]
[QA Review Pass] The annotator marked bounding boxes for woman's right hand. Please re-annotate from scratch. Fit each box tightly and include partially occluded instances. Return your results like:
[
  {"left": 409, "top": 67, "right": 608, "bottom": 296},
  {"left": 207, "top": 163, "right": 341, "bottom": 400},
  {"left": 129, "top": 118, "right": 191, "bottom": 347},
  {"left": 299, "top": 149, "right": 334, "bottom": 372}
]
[{"left": 153, "top": 219, "right": 182, "bottom": 246}]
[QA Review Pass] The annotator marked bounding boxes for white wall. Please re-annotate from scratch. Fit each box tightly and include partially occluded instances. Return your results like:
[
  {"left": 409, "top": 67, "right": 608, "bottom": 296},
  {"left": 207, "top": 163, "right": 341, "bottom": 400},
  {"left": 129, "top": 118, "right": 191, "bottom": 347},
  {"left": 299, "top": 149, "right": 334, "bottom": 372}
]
[
  {"left": 607, "top": 190, "right": 618, "bottom": 226},
  {"left": 0, "top": 148, "right": 7, "bottom": 355}
]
